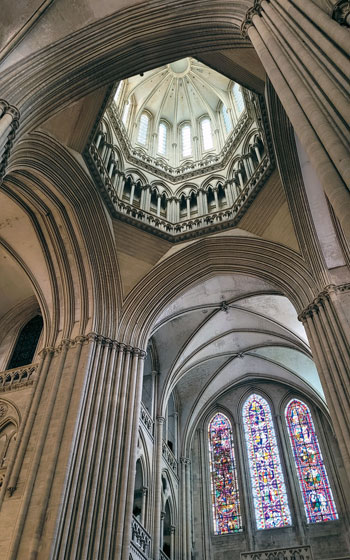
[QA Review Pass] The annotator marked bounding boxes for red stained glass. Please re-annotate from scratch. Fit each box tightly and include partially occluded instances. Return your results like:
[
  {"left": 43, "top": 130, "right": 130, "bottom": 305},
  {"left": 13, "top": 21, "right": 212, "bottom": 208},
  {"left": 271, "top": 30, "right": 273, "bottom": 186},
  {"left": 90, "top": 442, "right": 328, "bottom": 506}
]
[
  {"left": 208, "top": 413, "right": 242, "bottom": 534},
  {"left": 285, "top": 399, "right": 338, "bottom": 523}
]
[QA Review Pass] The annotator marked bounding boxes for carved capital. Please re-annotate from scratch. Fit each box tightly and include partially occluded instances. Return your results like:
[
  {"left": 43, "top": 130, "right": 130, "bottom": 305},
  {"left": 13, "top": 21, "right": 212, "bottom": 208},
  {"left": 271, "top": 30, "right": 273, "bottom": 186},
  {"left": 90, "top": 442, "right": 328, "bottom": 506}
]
[
  {"left": 332, "top": 0, "right": 350, "bottom": 26},
  {"left": 241, "top": 1, "right": 264, "bottom": 37},
  {"left": 298, "top": 283, "right": 350, "bottom": 323}
]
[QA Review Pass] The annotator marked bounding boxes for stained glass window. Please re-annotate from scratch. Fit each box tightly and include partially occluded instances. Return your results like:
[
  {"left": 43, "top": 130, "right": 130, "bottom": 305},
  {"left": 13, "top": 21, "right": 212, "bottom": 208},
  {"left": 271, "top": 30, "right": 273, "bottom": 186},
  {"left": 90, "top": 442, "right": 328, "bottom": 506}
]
[
  {"left": 243, "top": 394, "right": 291, "bottom": 529},
  {"left": 285, "top": 399, "right": 338, "bottom": 523},
  {"left": 208, "top": 413, "right": 242, "bottom": 534}
]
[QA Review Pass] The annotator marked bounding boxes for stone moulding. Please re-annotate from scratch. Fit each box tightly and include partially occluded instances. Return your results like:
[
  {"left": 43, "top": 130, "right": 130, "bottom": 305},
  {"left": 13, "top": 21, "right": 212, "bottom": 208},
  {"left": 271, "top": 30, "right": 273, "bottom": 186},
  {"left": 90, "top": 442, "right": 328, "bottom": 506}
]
[
  {"left": 38, "top": 333, "right": 147, "bottom": 358},
  {"left": 298, "top": 283, "right": 350, "bottom": 322}
]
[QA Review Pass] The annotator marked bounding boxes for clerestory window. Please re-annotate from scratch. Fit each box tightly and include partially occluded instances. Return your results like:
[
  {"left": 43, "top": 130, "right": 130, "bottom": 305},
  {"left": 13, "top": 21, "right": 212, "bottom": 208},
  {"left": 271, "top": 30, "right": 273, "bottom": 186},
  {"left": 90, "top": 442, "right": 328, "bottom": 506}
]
[
  {"left": 222, "top": 105, "right": 232, "bottom": 134},
  {"left": 243, "top": 394, "right": 291, "bottom": 529},
  {"left": 181, "top": 124, "right": 192, "bottom": 158},
  {"left": 158, "top": 122, "right": 167, "bottom": 155},
  {"left": 201, "top": 118, "right": 213, "bottom": 151},
  {"left": 285, "top": 399, "right": 338, "bottom": 523},
  {"left": 138, "top": 113, "right": 149, "bottom": 145},
  {"left": 232, "top": 83, "right": 245, "bottom": 115},
  {"left": 208, "top": 413, "right": 242, "bottom": 534}
]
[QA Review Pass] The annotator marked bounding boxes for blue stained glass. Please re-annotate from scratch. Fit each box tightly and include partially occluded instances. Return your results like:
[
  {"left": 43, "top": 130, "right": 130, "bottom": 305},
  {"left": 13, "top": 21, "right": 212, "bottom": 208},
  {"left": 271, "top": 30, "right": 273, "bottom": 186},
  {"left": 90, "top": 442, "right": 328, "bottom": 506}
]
[
  {"left": 208, "top": 413, "right": 242, "bottom": 534},
  {"left": 243, "top": 394, "right": 291, "bottom": 529},
  {"left": 285, "top": 399, "right": 338, "bottom": 524}
]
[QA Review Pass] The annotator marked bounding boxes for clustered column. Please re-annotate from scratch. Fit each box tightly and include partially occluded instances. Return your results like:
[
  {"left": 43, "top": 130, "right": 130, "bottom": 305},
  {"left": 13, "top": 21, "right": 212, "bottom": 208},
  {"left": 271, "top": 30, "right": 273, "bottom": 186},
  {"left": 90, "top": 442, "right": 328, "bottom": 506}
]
[
  {"left": 241, "top": 0, "right": 350, "bottom": 238},
  {"left": 298, "top": 284, "right": 350, "bottom": 480}
]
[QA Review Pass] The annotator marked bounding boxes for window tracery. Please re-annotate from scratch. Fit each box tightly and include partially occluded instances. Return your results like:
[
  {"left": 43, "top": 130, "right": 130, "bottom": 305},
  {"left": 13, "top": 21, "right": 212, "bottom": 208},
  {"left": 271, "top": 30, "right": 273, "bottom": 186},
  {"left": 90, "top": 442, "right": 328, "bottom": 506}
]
[
  {"left": 285, "top": 399, "right": 338, "bottom": 524},
  {"left": 208, "top": 413, "right": 242, "bottom": 534},
  {"left": 243, "top": 394, "right": 291, "bottom": 530}
]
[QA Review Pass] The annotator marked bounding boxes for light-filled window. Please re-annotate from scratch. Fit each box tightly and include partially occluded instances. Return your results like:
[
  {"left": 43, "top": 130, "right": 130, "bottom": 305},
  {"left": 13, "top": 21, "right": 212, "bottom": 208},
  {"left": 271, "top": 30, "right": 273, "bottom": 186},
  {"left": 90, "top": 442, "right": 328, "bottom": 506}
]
[
  {"left": 114, "top": 81, "right": 123, "bottom": 103},
  {"left": 243, "top": 394, "right": 291, "bottom": 530},
  {"left": 232, "top": 83, "right": 245, "bottom": 115},
  {"left": 285, "top": 399, "right": 338, "bottom": 524},
  {"left": 201, "top": 118, "right": 213, "bottom": 150},
  {"left": 208, "top": 413, "right": 242, "bottom": 534},
  {"left": 158, "top": 122, "right": 167, "bottom": 155},
  {"left": 222, "top": 105, "right": 232, "bottom": 133},
  {"left": 122, "top": 101, "right": 130, "bottom": 125},
  {"left": 138, "top": 113, "right": 149, "bottom": 145},
  {"left": 181, "top": 124, "right": 192, "bottom": 157}
]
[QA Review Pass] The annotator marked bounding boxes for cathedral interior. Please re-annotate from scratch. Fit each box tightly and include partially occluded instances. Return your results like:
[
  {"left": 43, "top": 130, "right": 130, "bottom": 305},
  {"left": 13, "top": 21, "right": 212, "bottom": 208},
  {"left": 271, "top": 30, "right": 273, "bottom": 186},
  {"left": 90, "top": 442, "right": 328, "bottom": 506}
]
[{"left": 0, "top": 1, "right": 350, "bottom": 559}]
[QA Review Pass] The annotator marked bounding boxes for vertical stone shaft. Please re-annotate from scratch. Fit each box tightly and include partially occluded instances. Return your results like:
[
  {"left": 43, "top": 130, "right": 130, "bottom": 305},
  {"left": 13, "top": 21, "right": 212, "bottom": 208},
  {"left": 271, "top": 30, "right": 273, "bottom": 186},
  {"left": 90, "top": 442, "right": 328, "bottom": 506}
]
[
  {"left": 244, "top": 7, "right": 350, "bottom": 237},
  {"left": 121, "top": 354, "right": 146, "bottom": 560},
  {"left": 153, "top": 417, "right": 165, "bottom": 560},
  {"left": 299, "top": 286, "right": 350, "bottom": 478}
]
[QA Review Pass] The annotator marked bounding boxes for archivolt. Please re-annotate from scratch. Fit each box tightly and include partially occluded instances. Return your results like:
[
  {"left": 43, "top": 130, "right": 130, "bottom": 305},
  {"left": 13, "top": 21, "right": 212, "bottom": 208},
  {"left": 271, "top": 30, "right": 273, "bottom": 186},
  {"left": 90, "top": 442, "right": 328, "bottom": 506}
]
[
  {"left": 4, "top": 131, "right": 122, "bottom": 340},
  {"left": 119, "top": 235, "right": 319, "bottom": 347},
  {"left": 0, "top": 0, "right": 253, "bottom": 134}
]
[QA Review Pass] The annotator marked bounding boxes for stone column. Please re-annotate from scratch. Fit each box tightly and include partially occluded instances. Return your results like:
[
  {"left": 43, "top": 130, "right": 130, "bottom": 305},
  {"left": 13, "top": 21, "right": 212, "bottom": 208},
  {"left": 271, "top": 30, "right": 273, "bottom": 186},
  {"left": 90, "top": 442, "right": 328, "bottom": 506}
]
[
  {"left": 242, "top": 1, "right": 350, "bottom": 237},
  {"left": 0, "top": 100, "right": 20, "bottom": 179},
  {"left": 2, "top": 334, "right": 149, "bottom": 560},
  {"left": 129, "top": 182, "right": 135, "bottom": 205},
  {"left": 153, "top": 416, "right": 165, "bottom": 560},
  {"left": 298, "top": 284, "right": 350, "bottom": 480},
  {"left": 170, "top": 525, "right": 175, "bottom": 560},
  {"left": 186, "top": 197, "right": 191, "bottom": 219},
  {"left": 141, "top": 486, "right": 148, "bottom": 527},
  {"left": 180, "top": 457, "right": 191, "bottom": 560},
  {"left": 213, "top": 189, "right": 219, "bottom": 211}
]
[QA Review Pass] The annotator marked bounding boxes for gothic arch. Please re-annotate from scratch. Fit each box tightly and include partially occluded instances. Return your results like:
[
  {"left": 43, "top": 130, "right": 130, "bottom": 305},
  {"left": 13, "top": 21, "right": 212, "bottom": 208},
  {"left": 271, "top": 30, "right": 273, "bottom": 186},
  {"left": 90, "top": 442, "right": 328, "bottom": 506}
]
[
  {"left": 5, "top": 130, "right": 122, "bottom": 341},
  {"left": 119, "top": 235, "right": 319, "bottom": 347}
]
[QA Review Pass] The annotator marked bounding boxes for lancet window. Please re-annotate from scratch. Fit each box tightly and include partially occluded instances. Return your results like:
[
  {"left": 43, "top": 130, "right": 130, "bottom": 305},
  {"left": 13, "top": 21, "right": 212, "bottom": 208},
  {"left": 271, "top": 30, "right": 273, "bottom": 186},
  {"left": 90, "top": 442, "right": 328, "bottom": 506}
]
[
  {"left": 232, "top": 83, "right": 244, "bottom": 115},
  {"left": 138, "top": 113, "right": 149, "bottom": 145},
  {"left": 158, "top": 122, "right": 167, "bottom": 155},
  {"left": 285, "top": 399, "right": 338, "bottom": 524},
  {"left": 208, "top": 413, "right": 242, "bottom": 534},
  {"left": 222, "top": 105, "right": 232, "bottom": 133},
  {"left": 201, "top": 118, "right": 213, "bottom": 151},
  {"left": 181, "top": 124, "right": 192, "bottom": 158},
  {"left": 242, "top": 394, "right": 291, "bottom": 530}
]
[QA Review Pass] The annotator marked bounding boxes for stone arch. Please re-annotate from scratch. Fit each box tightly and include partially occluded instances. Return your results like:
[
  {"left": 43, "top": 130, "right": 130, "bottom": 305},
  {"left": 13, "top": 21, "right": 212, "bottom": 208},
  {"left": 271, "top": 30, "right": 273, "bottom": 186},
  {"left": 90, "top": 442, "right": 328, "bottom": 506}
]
[
  {"left": 119, "top": 235, "right": 319, "bottom": 347},
  {"left": 5, "top": 131, "right": 122, "bottom": 341}
]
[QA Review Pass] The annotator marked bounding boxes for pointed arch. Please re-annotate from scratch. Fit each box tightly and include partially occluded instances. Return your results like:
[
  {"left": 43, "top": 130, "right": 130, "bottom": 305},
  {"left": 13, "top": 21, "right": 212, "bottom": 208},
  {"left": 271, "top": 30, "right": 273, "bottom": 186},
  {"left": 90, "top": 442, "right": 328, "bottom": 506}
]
[
  {"left": 285, "top": 399, "right": 338, "bottom": 523},
  {"left": 242, "top": 394, "right": 291, "bottom": 529},
  {"left": 208, "top": 412, "right": 242, "bottom": 534}
]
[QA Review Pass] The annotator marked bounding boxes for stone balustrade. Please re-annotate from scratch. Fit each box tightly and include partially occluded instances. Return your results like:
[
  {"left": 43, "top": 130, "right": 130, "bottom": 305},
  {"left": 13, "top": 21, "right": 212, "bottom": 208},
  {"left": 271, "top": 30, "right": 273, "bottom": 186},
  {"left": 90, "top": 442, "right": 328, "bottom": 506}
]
[
  {"left": 162, "top": 441, "right": 178, "bottom": 475},
  {"left": 159, "top": 549, "right": 170, "bottom": 560},
  {"left": 241, "top": 546, "right": 313, "bottom": 560},
  {"left": 108, "top": 103, "right": 252, "bottom": 181},
  {"left": 130, "top": 515, "right": 151, "bottom": 560},
  {"left": 0, "top": 363, "right": 38, "bottom": 391},
  {"left": 87, "top": 139, "right": 271, "bottom": 241},
  {"left": 140, "top": 402, "right": 154, "bottom": 437}
]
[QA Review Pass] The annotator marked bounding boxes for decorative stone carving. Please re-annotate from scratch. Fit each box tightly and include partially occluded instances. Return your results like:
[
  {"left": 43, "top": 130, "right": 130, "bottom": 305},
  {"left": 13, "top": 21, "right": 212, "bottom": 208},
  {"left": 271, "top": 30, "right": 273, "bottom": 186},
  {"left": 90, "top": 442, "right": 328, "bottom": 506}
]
[
  {"left": 298, "top": 283, "right": 350, "bottom": 322},
  {"left": 332, "top": 0, "right": 350, "bottom": 26},
  {"left": 0, "top": 100, "right": 20, "bottom": 179},
  {"left": 241, "top": 0, "right": 264, "bottom": 37},
  {"left": 240, "top": 546, "right": 313, "bottom": 560},
  {"left": 0, "top": 403, "right": 8, "bottom": 417}
]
